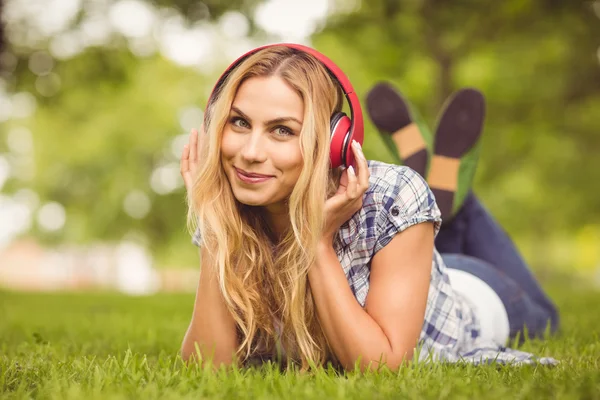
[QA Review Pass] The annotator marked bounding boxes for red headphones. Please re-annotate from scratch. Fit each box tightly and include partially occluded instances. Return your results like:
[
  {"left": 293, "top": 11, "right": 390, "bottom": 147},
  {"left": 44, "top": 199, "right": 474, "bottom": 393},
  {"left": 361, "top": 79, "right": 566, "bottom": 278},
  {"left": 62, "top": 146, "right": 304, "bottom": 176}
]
[{"left": 206, "top": 43, "right": 364, "bottom": 169}]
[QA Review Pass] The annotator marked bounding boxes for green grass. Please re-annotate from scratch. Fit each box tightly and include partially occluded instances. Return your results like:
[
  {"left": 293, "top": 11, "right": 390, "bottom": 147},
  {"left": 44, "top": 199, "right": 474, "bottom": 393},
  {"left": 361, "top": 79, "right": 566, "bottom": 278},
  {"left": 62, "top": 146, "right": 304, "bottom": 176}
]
[{"left": 1, "top": 280, "right": 599, "bottom": 399}]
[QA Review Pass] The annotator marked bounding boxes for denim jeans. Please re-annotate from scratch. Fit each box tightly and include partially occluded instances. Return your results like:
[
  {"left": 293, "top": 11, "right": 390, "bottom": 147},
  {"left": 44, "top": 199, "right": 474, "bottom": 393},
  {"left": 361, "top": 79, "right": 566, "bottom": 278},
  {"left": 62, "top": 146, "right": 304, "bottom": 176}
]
[{"left": 435, "top": 192, "right": 560, "bottom": 340}]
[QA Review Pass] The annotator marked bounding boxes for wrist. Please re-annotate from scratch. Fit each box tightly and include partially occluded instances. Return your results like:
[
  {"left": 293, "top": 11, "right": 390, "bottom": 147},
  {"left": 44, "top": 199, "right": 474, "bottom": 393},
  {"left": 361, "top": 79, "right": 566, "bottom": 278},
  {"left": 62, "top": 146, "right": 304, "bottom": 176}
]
[
  {"left": 316, "top": 238, "right": 337, "bottom": 263},
  {"left": 310, "top": 239, "right": 338, "bottom": 279},
  {"left": 318, "top": 235, "right": 335, "bottom": 251}
]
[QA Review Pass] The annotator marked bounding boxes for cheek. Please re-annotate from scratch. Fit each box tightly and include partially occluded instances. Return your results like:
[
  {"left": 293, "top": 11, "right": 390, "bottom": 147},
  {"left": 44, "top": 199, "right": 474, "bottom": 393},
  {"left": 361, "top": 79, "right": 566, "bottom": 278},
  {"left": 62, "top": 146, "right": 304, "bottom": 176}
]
[
  {"left": 273, "top": 142, "right": 303, "bottom": 176},
  {"left": 220, "top": 128, "right": 237, "bottom": 159}
]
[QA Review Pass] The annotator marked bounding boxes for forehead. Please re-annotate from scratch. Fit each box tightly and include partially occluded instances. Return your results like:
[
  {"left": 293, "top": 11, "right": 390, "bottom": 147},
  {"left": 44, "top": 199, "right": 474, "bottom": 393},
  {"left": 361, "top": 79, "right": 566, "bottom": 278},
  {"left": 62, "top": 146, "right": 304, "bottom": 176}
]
[{"left": 233, "top": 76, "right": 304, "bottom": 121}]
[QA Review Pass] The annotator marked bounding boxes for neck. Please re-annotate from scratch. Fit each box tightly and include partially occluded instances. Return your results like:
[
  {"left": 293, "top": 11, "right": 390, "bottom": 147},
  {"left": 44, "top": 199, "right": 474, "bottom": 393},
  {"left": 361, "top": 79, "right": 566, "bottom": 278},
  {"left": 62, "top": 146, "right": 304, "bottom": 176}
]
[{"left": 263, "top": 203, "right": 290, "bottom": 242}]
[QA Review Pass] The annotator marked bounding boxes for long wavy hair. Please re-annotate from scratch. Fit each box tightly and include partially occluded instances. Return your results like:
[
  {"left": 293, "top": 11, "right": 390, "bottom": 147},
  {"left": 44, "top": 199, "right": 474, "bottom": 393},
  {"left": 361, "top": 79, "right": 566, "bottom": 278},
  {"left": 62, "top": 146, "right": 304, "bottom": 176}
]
[{"left": 188, "top": 46, "right": 345, "bottom": 368}]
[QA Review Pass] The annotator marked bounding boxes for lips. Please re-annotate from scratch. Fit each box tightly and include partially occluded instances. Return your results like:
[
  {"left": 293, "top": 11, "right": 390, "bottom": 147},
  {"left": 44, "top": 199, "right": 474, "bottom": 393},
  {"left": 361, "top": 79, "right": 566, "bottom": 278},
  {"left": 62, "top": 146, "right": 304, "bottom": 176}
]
[
  {"left": 235, "top": 168, "right": 273, "bottom": 178},
  {"left": 234, "top": 167, "right": 274, "bottom": 184}
]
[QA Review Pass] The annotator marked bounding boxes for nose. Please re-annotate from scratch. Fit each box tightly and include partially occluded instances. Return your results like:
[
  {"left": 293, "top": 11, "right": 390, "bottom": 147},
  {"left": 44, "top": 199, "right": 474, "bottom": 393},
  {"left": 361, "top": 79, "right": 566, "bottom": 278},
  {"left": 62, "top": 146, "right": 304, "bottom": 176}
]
[{"left": 240, "top": 130, "right": 267, "bottom": 163}]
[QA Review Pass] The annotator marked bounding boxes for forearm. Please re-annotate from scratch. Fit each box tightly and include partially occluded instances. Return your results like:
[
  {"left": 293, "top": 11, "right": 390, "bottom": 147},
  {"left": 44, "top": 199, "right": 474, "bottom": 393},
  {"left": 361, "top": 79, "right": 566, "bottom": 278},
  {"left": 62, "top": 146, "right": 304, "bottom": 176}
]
[
  {"left": 308, "top": 242, "right": 413, "bottom": 370},
  {"left": 181, "top": 258, "right": 238, "bottom": 366},
  {"left": 181, "top": 299, "right": 238, "bottom": 366}
]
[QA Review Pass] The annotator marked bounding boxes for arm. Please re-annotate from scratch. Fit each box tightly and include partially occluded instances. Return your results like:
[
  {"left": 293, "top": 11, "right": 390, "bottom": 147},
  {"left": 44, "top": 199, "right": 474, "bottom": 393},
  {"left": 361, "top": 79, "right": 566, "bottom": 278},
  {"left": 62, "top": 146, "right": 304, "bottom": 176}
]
[
  {"left": 181, "top": 246, "right": 239, "bottom": 366},
  {"left": 308, "top": 222, "right": 434, "bottom": 371},
  {"left": 179, "top": 126, "right": 238, "bottom": 365}
]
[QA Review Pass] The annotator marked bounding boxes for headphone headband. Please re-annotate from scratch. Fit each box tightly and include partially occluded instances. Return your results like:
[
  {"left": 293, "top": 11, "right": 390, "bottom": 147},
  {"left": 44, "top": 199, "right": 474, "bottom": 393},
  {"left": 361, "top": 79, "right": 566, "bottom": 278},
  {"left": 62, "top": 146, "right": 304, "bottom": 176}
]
[{"left": 207, "top": 43, "right": 364, "bottom": 168}]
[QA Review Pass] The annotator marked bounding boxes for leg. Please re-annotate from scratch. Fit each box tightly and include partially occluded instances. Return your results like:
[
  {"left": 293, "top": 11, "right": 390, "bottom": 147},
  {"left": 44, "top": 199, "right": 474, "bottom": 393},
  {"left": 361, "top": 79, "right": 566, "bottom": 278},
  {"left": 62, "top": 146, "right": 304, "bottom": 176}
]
[
  {"left": 442, "top": 253, "right": 558, "bottom": 340},
  {"left": 427, "top": 89, "right": 485, "bottom": 221},
  {"left": 434, "top": 209, "right": 466, "bottom": 254},
  {"left": 437, "top": 192, "right": 560, "bottom": 334},
  {"left": 365, "top": 83, "right": 484, "bottom": 222},
  {"left": 365, "top": 82, "right": 430, "bottom": 177}
]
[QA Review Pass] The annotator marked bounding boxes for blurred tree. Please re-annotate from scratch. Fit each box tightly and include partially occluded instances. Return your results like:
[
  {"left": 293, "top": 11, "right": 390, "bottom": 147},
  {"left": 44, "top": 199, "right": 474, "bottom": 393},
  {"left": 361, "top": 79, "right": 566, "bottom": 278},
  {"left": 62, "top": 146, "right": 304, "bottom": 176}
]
[
  {"left": 1, "top": 0, "right": 599, "bottom": 273},
  {"left": 0, "top": 0, "right": 266, "bottom": 267},
  {"left": 143, "top": 0, "right": 263, "bottom": 32},
  {"left": 313, "top": 0, "right": 600, "bottom": 271},
  {"left": 0, "top": 0, "right": 5, "bottom": 53}
]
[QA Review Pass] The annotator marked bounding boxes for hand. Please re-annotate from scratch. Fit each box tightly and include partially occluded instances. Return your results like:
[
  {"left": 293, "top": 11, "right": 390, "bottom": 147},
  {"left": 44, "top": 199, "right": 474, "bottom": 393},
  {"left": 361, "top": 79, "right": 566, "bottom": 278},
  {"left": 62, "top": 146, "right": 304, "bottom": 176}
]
[
  {"left": 322, "top": 140, "right": 370, "bottom": 244},
  {"left": 180, "top": 124, "right": 205, "bottom": 196}
]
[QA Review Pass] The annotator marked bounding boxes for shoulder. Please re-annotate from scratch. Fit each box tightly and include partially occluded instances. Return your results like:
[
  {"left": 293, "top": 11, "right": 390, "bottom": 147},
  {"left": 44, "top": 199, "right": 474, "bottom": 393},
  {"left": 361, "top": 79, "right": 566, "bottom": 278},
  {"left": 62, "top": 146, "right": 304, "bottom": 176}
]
[
  {"left": 366, "top": 160, "right": 437, "bottom": 217},
  {"left": 363, "top": 160, "right": 441, "bottom": 248},
  {"left": 366, "top": 159, "right": 424, "bottom": 193},
  {"left": 334, "top": 160, "right": 442, "bottom": 300}
]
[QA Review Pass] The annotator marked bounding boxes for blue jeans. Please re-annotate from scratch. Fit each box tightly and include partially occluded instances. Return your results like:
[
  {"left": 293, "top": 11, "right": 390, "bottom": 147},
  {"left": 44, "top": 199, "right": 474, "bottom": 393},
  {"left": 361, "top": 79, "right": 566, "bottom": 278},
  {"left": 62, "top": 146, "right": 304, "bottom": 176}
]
[{"left": 435, "top": 192, "right": 560, "bottom": 340}]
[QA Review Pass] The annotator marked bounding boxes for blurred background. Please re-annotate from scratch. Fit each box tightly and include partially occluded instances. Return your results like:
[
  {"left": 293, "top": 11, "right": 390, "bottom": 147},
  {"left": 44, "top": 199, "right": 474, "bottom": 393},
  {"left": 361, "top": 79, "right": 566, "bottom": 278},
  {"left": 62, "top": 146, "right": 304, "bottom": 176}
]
[{"left": 0, "top": 0, "right": 599, "bottom": 294}]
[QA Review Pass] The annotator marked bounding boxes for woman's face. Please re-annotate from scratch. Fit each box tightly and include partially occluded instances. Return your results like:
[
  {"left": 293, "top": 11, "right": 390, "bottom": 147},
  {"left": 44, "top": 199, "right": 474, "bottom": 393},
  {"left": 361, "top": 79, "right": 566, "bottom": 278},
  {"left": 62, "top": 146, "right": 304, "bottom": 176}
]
[{"left": 220, "top": 76, "right": 304, "bottom": 213}]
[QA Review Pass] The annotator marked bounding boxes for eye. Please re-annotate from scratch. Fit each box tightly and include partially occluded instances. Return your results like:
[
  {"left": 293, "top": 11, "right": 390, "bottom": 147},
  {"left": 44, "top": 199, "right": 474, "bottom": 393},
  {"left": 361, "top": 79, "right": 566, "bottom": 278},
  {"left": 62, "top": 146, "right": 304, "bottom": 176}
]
[
  {"left": 230, "top": 116, "right": 249, "bottom": 129},
  {"left": 273, "top": 126, "right": 294, "bottom": 137}
]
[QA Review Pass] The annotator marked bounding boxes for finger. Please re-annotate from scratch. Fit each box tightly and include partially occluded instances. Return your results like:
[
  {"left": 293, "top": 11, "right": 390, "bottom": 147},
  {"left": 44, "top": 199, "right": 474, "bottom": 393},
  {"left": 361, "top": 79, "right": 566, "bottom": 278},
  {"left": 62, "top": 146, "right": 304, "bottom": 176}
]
[
  {"left": 180, "top": 144, "right": 191, "bottom": 187},
  {"left": 325, "top": 191, "right": 347, "bottom": 212},
  {"left": 181, "top": 144, "right": 190, "bottom": 171},
  {"left": 189, "top": 129, "right": 198, "bottom": 162},
  {"left": 334, "top": 169, "right": 348, "bottom": 195},
  {"left": 352, "top": 141, "right": 370, "bottom": 192},
  {"left": 346, "top": 165, "right": 358, "bottom": 199},
  {"left": 339, "top": 167, "right": 348, "bottom": 187}
]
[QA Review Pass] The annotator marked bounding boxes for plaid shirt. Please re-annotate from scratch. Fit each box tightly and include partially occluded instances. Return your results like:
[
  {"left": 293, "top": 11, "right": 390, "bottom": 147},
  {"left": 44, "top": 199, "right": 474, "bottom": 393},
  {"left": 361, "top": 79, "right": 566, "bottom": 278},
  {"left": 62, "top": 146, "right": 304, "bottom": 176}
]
[{"left": 192, "top": 160, "right": 557, "bottom": 365}]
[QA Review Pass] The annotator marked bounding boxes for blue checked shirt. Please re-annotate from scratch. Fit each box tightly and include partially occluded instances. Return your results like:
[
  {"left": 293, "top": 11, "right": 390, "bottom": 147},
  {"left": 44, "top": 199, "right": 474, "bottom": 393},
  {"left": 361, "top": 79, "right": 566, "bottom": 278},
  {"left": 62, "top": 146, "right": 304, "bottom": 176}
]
[{"left": 192, "top": 160, "right": 557, "bottom": 365}]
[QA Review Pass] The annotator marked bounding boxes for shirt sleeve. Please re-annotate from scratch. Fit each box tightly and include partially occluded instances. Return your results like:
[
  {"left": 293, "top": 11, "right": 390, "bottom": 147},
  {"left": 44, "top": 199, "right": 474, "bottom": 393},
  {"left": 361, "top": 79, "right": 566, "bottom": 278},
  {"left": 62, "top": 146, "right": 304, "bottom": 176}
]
[
  {"left": 374, "top": 166, "right": 442, "bottom": 253},
  {"left": 191, "top": 226, "right": 203, "bottom": 247}
]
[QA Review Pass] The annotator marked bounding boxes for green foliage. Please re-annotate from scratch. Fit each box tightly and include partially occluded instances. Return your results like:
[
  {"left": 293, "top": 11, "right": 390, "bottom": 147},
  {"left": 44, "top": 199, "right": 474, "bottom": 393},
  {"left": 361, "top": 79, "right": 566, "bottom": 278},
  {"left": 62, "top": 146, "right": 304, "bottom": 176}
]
[
  {"left": 2, "top": 0, "right": 600, "bottom": 272},
  {"left": 313, "top": 0, "right": 600, "bottom": 272},
  {"left": 1, "top": 47, "right": 214, "bottom": 267},
  {"left": 1, "top": 282, "right": 600, "bottom": 399}
]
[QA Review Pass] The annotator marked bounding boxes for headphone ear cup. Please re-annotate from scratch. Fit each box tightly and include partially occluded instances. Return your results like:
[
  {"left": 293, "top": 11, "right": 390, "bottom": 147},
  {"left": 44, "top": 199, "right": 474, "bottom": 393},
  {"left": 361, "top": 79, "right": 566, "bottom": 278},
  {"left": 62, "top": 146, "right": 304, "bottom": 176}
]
[{"left": 329, "top": 112, "right": 352, "bottom": 169}]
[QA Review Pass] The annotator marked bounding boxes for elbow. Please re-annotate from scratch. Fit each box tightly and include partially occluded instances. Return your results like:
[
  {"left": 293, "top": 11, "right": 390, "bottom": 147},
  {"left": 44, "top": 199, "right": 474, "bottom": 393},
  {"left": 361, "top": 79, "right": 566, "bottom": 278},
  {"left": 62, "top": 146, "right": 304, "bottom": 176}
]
[
  {"left": 180, "top": 340, "right": 199, "bottom": 363},
  {"left": 350, "top": 347, "right": 415, "bottom": 372},
  {"left": 180, "top": 349, "right": 191, "bottom": 363},
  {"left": 180, "top": 338, "right": 237, "bottom": 368},
  {"left": 180, "top": 335, "right": 208, "bottom": 364}
]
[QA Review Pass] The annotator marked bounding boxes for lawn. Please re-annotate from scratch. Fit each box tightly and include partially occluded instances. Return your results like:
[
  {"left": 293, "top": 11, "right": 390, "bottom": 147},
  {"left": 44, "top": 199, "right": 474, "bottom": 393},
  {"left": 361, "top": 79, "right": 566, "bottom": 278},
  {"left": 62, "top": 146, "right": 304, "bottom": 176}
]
[{"left": 1, "top": 279, "right": 599, "bottom": 399}]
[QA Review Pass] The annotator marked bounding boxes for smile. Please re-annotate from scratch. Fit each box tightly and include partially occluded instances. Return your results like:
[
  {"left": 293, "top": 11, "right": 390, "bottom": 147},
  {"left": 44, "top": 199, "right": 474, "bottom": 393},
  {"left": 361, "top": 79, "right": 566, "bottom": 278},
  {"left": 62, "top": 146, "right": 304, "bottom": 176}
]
[{"left": 234, "top": 168, "right": 273, "bottom": 184}]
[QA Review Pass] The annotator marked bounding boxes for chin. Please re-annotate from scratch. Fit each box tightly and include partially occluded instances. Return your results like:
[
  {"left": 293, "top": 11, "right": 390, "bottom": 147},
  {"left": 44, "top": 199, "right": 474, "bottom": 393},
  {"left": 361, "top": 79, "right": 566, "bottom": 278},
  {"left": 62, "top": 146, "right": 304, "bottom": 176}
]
[
  {"left": 236, "top": 197, "right": 268, "bottom": 207},
  {"left": 231, "top": 188, "right": 271, "bottom": 207}
]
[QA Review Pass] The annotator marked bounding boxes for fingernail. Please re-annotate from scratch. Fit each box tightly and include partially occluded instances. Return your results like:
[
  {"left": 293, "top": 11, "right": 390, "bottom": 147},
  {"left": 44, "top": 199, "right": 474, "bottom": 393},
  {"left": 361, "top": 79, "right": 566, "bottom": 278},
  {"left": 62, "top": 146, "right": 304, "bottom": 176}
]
[
  {"left": 353, "top": 140, "right": 362, "bottom": 149},
  {"left": 348, "top": 165, "right": 355, "bottom": 175}
]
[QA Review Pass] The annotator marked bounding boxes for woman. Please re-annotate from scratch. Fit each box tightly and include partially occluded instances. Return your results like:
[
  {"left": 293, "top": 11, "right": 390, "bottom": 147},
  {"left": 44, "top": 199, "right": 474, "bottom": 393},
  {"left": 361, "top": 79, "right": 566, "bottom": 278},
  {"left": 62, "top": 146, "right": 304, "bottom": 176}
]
[{"left": 179, "top": 44, "right": 558, "bottom": 371}]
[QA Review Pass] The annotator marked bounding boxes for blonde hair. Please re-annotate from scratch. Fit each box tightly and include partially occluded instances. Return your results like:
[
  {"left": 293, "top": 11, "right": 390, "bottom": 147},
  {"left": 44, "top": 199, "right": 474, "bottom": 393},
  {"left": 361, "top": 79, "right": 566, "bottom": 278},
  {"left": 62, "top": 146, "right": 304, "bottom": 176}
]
[{"left": 188, "top": 46, "right": 344, "bottom": 368}]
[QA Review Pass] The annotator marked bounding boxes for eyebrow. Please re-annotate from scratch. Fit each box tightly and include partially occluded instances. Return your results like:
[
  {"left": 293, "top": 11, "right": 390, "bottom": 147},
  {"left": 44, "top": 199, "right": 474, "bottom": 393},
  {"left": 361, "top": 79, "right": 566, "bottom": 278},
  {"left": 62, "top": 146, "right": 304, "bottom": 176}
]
[{"left": 231, "top": 106, "right": 302, "bottom": 126}]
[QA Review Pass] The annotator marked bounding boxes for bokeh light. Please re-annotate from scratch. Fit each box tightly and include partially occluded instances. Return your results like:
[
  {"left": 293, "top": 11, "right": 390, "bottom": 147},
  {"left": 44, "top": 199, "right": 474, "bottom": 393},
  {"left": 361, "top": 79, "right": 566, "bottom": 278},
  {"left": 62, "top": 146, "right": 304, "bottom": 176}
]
[
  {"left": 7, "top": 127, "right": 34, "bottom": 155},
  {"left": 28, "top": 51, "right": 54, "bottom": 76},
  {"left": 123, "top": 190, "right": 152, "bottom": 219},
  {"left": 37, "top": 202, "right": 66, "bottom": 232},
  {"left": 149, "top": 163, "right": 182, "bottom": 195}
]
